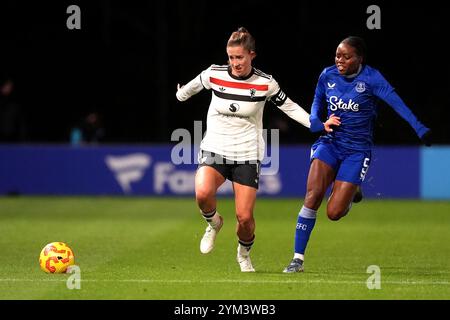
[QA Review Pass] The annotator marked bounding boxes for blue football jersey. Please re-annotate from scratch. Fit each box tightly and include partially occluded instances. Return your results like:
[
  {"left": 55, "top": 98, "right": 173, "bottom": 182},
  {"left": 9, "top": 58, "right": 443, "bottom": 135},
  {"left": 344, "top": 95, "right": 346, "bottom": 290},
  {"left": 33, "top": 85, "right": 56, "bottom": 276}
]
[{"left": 310, "top": 65, "right": 429, "bottom": 151}]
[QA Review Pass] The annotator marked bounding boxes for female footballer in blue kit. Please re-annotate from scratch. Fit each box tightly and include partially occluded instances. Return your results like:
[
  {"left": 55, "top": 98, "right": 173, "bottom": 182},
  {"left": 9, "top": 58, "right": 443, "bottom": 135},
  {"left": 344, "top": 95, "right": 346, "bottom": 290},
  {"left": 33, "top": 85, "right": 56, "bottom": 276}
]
[{"left": 283, "top": 36, "right": 432, "bottom": 273}]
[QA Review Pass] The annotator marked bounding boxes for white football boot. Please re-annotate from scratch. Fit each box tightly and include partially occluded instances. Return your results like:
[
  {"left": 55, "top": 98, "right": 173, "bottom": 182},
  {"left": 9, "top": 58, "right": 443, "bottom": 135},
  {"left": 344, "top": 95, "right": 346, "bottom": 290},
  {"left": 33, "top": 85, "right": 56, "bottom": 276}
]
[
  {"left": 236, "top": 244, "right": 255, "bottom": 272},
  {"left": 200, "top": 215, "right": 223, "bottom": 254}
]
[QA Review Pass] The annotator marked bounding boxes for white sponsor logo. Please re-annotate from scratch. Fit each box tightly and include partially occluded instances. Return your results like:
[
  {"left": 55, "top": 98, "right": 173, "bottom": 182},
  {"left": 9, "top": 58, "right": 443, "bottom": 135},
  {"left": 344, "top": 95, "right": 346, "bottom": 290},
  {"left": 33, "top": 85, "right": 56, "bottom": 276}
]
[
  {"left": 327, "top": 82, "right": 336, "bottom": 89},
  {"left": 154, "top": 163, "right": 195, "bottom": 194},
  {"left": 105, "top": 153, "right": 151, "bottom": 193},
  {"left": 329, "top": 96, "right": 359, "bottom": 112},
  {"left": 104, "top": 151, "right": 281, "bottom": 195},
  {"left": 229, "top": 103, "right": 240, "bottom": 112}
]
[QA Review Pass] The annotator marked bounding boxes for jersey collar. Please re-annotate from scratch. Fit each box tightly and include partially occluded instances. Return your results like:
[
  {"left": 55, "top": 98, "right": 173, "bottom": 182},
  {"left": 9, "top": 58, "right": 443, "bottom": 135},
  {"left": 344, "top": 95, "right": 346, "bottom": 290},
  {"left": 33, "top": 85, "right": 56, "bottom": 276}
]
[
  {"left": 228, "top": 66, "right": 255, "bottom": 80},
  {"left": 345, "top": 64, "right": 362, "bottom": 79}
]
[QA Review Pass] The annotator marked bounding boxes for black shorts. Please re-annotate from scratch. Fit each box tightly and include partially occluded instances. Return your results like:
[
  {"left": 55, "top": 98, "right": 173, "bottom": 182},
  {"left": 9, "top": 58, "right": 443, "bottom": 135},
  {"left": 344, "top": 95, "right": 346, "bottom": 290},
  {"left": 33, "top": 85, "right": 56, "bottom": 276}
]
[{"left": 198, "top": 150, "right": 261, "bottom": 189}]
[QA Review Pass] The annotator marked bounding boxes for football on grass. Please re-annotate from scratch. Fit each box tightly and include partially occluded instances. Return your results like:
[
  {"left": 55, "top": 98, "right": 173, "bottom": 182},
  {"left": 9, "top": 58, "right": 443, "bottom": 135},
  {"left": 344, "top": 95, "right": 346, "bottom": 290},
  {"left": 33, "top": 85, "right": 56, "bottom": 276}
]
[{"left": 39, "top": 242, "right": 75, "bottom": 273}]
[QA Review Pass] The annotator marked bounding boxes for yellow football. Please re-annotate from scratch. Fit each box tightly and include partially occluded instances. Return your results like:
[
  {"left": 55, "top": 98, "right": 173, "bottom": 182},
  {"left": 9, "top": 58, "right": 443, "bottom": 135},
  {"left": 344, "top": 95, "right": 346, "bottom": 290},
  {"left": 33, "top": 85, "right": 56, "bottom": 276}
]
[{"left": 39, "top": 242, "right": 75, "bottom": 273}]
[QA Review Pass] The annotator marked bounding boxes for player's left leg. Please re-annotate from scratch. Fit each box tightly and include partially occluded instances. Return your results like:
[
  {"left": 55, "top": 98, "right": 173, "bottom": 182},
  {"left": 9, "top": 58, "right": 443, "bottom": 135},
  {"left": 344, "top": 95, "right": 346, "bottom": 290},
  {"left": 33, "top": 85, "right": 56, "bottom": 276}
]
[
  {"left": 233, "top": 182, "right": 257, "bottom": 272},
  {"left": 353, "top": 185, "right": 363, "bottom": 203},
  {"left": 230, "top": 161, "right": 260, "bottom": 272},
  {"left": 327, "top": 180, "right": 359, "bottom": 220}
]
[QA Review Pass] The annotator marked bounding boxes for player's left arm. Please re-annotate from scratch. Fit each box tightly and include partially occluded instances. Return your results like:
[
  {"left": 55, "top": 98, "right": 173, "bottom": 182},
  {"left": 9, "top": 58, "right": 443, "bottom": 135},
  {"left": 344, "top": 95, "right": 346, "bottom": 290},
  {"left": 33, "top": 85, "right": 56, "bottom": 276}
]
[
  {"left": 373, "top": 71, "right": 431, "bottom": 146},
  {"left": 269, "top": 88, "right": 311, "bottom": 128},
  {"left": 267, "top": 79, "right": 310, "bottom": 128}
]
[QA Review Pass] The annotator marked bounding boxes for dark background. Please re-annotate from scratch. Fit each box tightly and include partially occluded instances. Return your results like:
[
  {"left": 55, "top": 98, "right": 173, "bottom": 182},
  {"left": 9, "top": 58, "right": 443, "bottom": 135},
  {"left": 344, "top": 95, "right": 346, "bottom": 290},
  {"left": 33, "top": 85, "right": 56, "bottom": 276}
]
[{"left": 0, "top": 0, "right": 448, "bottom": 145}]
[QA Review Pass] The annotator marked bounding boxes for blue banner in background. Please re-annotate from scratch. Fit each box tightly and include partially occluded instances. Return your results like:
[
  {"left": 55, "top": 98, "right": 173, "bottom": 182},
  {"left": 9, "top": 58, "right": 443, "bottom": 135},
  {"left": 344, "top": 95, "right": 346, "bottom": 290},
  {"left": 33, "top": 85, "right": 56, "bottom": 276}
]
[
  {"left": 0, "top": 144, "right": 438, "bottom": 198},
  {"left": 367, "top": 146, "right": 420, "bottom": 199},
  {"left": 421, "top": 147, "right": 450, "bottom": 199}
]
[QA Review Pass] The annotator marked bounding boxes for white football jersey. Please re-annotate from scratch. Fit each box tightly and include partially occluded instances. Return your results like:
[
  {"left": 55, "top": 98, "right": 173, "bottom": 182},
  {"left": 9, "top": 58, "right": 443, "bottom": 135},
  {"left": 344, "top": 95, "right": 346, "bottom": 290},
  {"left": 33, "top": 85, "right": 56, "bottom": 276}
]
[{"left": 177, "top": 65, "right": 310, "bottom": 161}]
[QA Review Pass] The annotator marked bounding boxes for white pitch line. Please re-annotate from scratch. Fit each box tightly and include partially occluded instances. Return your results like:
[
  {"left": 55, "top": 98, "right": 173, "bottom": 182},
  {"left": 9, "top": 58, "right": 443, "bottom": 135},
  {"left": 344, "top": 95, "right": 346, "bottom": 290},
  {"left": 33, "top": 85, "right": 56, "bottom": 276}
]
[{"left": 0, "top": 279, "right": 449, "bottom": 285}]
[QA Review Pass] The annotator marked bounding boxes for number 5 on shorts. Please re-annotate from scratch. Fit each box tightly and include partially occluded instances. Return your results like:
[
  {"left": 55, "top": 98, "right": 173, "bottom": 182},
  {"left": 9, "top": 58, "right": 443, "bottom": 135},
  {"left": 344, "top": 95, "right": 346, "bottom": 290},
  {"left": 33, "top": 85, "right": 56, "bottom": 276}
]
[{"left": 360, "top": 157, "right": 370, "bottom": 181}]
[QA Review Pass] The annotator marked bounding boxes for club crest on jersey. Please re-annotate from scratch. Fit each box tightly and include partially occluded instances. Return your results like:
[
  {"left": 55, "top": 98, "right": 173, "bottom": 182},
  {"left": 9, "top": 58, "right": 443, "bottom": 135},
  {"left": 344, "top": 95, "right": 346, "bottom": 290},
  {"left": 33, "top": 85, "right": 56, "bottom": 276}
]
[
  {"left": 249, "top": 88, "right": 256, "bottom": 99},
  {"left": 355, "top": 81, "right": 366, "bottom": 93}
]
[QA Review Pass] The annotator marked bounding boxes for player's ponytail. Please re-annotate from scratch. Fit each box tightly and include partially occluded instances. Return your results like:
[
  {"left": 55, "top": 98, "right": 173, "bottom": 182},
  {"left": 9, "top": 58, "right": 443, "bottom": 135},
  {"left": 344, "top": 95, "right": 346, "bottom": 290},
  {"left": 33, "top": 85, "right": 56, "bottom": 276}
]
[{"left": 227, "top": 27, "right": 256, "bottom": 53}]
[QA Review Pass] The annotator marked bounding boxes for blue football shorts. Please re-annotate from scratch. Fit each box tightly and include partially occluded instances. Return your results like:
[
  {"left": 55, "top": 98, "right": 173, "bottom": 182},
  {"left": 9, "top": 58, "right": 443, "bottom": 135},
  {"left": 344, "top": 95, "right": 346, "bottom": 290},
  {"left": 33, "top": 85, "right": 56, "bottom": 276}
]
[{"left": 310, "top": 139, "right": 371, "bottom": 185}]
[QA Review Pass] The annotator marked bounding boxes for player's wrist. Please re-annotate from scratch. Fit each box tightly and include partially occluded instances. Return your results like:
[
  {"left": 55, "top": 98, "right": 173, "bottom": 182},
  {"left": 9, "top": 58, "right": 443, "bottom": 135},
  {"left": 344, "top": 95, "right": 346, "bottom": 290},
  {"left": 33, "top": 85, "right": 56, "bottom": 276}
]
[{"left": 309, "top": 117, "right": 324, "bottom": 132}]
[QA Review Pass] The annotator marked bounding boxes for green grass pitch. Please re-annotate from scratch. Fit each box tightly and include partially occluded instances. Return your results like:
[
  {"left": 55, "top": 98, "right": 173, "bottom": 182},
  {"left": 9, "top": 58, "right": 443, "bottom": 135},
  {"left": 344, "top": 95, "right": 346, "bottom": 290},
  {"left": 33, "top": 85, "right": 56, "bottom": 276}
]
[{"left": 0, "top": 197, "right": 449, "bottom": 300}]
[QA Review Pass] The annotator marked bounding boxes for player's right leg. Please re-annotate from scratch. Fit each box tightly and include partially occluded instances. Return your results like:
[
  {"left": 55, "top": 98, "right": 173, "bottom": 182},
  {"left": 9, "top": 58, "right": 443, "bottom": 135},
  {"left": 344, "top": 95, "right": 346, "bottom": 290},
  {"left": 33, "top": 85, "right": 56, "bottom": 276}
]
[
  {"left": 195, "top": 164, "right": 226, "bottom": 254},
  {"left": 283, "top": 158, "right": 335, "bottom": 273}
]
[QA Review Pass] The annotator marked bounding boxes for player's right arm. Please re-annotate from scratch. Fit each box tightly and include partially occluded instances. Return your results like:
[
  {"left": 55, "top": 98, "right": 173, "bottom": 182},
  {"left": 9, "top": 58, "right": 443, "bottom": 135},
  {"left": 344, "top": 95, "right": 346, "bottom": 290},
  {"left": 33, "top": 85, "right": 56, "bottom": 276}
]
[
  {"left": 309, "top": 69, "right": 328, "bottom": 132},
  {"left": 309, "top": 69, "right": 340, "bottom": 133},
  {"left": 176, "top": 66, "right": 211, "bottom": 101}
]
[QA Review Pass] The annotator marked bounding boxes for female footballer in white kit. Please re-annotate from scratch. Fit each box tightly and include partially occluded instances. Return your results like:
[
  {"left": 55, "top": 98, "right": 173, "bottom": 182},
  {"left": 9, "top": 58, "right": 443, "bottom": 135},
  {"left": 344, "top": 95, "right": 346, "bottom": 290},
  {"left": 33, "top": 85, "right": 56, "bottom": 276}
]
[{"left": 176, "top": 27, "right": 339, "bottom": 272}]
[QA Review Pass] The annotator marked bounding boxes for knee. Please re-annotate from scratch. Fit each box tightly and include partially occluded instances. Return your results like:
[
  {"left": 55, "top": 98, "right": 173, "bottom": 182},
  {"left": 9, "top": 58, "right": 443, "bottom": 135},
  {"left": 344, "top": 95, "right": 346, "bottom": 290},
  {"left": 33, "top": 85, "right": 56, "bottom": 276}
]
[
  {"left": 236, "top": 212, "right": 254, "bottom": 229},
  {"left": 327, "top": 211, "right": 342, "bottom": 221},
  {"left": 195, "top": 187, "right": 214, "bottom": 206},
  {"left": 326, "top": 204, "right": 346, "bottom": 221}
]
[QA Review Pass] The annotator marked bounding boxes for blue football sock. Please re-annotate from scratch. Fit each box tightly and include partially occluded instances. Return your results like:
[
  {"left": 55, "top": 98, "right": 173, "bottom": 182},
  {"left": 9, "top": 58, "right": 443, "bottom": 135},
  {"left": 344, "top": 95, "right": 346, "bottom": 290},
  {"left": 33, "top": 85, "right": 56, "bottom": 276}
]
[{"left": 294, "top": 206, "right": 317, "bottom": 255}]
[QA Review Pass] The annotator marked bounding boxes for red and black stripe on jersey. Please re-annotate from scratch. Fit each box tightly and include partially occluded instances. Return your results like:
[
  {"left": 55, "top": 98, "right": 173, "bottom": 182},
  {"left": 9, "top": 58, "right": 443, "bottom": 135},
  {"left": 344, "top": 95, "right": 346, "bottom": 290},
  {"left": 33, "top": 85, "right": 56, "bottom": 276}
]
[
  {"left": 210, "top": 76, "right": 267, "bottom": 102},
  {"left": 208, "top": 67, "right": 270, "bottom": 102},
  {"left": 212, "top": 89, "right": 266, "bottom": 102}
]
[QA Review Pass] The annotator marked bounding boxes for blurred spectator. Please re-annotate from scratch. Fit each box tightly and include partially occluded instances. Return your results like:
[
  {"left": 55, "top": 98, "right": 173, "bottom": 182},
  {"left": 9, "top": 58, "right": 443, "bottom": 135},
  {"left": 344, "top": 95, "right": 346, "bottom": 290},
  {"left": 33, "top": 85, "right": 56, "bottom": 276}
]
[
  {"left": 70, "top": 112, "right": 105, "bottom": 145},
  {"left": 0, "top": 76, "right": 26, "bottom": 142}
]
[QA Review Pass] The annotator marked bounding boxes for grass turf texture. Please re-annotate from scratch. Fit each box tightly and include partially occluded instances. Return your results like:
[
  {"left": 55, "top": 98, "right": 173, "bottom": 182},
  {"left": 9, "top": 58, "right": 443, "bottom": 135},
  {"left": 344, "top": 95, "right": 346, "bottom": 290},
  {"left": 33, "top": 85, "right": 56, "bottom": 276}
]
[{"left": 0, "top": 197, "right": 449, "bottom": 300}]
